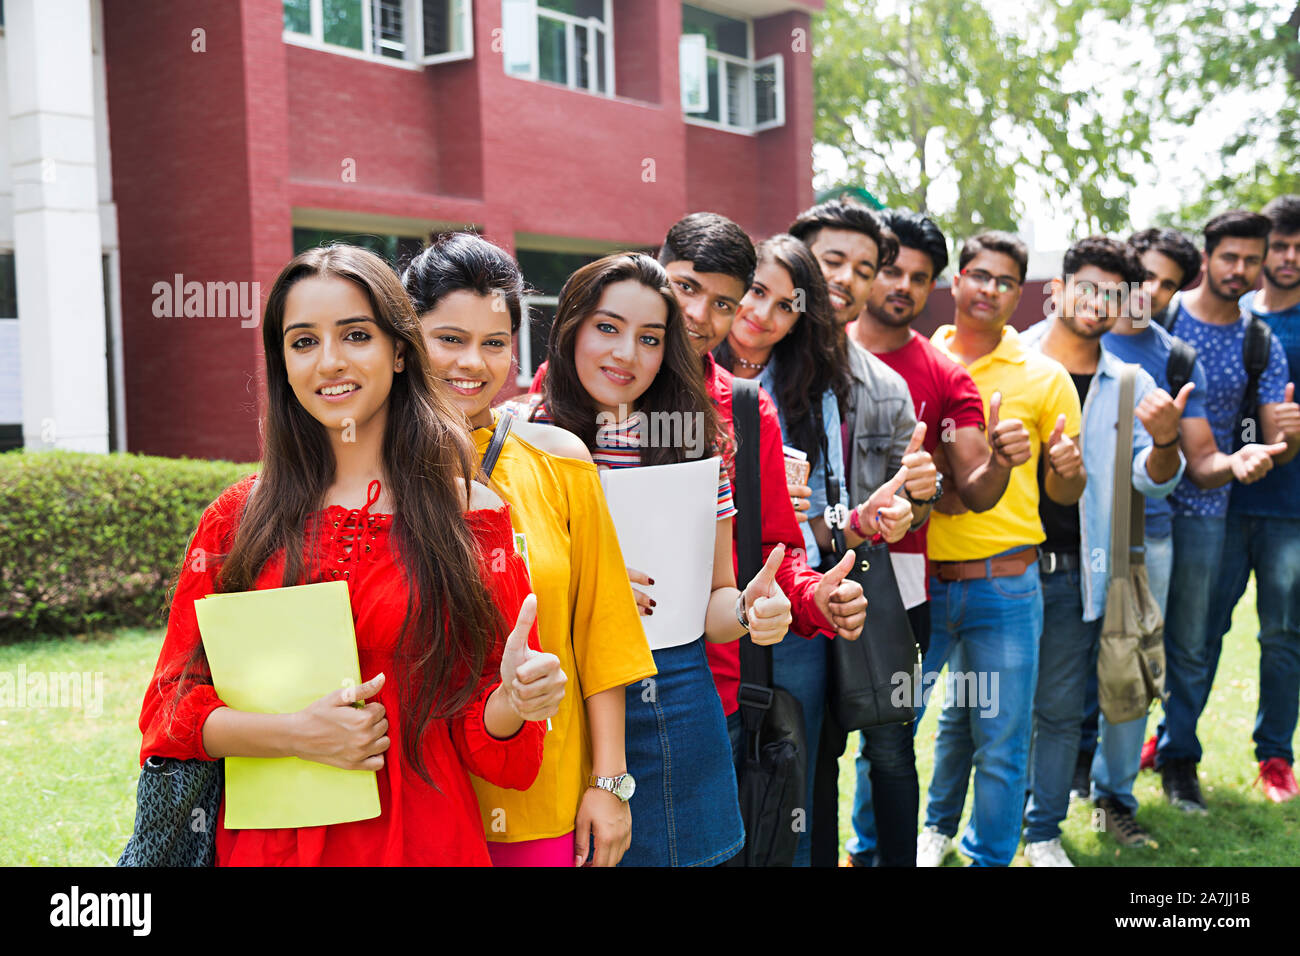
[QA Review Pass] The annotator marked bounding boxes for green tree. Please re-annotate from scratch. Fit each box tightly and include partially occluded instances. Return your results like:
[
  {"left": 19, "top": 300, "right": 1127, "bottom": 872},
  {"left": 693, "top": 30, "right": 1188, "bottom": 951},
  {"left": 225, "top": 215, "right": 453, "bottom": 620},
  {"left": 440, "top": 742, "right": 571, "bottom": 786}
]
[
  {"left": 1122, "top": 0, "right": 1300, "bottom": 227},
  {"left": 814, "top": 0, "right": 1151, "bottom": 243}
]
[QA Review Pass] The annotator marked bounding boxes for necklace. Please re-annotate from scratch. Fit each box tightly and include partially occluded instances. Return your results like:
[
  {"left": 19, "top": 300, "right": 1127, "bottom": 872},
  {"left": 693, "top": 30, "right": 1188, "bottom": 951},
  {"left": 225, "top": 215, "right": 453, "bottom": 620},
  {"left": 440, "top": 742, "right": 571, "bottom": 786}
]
[{"left": 735, "top": 355, "right": 767, "bottom": 371}]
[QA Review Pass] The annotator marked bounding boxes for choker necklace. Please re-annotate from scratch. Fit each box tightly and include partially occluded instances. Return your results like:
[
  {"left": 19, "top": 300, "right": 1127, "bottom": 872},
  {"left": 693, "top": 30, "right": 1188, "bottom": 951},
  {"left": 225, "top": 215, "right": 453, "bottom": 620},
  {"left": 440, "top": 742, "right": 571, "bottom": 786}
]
[{"left": 735, "top": 355, "right": 767, "bottom": 371}]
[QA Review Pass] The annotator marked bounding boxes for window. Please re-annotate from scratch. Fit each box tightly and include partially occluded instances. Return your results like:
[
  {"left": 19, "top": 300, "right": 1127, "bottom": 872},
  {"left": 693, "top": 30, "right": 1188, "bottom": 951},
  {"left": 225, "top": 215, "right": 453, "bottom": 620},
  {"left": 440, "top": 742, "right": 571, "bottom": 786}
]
[
  {"left": 283, "top": 0, "right": 473, "bottom": 65},
  {"left": 0, "top": 252, "right": 19, "bottom": 445},
  {"left": 502, "top": 0, "right": 614, "bottom": 96},
  {"left": 514, "top": 248, "right": 604, "bottom": 384},
  {"left": 292, "top": 228, "right": 425, "bottom": 270},
  {"left": 680, "top": 4, "right": 785, "bottom": 133}
]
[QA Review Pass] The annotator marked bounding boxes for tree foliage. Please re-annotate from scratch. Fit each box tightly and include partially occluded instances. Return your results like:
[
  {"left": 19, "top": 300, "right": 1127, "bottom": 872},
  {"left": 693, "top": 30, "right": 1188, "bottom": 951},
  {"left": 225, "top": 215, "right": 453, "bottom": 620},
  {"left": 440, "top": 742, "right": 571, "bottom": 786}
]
[
  {"left": 813, "top": 0, "right": 1150, "bottom": 244},
  {"left": 1124, "top": 0, "right": 1300, "bottom": 227}
]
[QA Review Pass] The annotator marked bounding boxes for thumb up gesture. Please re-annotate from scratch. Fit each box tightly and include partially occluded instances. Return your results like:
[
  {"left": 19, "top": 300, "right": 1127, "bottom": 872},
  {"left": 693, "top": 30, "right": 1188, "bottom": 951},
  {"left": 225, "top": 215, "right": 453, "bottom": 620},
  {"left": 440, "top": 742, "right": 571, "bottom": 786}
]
[
  {"left": 1046, "top": 414, "right": 1083, "bottom": 480},
  {"left": 740, "top": 543, "right": 793, "bottom": 647},
  {"left": 987, "top": 391, "right": 1032, "bottom": 467},
  {"left": 858, "top": 465, "right": 914, "bottom": 543},
  {"left": 499, "top": 594, "right": 566, "bottom": 722}
]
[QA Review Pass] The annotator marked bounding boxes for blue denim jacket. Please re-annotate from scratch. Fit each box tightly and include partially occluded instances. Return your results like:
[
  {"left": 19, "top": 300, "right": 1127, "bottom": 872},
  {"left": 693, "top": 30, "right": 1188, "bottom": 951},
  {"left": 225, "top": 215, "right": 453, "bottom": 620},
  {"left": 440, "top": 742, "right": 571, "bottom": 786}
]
[
  {"left": 758, "top": 360, "right": 847, "bottom": 568},
  {"left": 1023, "top": 320, "right": 1186, "bottom": 621}
]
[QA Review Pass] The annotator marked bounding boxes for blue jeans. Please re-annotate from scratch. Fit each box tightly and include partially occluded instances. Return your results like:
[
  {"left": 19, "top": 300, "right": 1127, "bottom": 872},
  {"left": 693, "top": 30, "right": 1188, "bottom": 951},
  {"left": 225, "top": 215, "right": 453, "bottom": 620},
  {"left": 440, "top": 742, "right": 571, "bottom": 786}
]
[
  {"left": 1202, "top": 513, "right": 1300, "bottom": 763},
  {"left": 1024, "top": 568, "right": 1102, "bottom": 844},
  {"left": 771, "top": 633, "right": 826, "bottom": 867},
  {"left": 620, "top": 639, "right": 744, "bottom": 867},
  {"left": 919, "top": 553, "right": 1043, "bottom": 867},
  {"left": 1157, "top": 514, "right": 1228, "bottom": 765},
  {"left": 847, "top": 603, "right": 929, "bottom": 866},
  {"left": 1092, "top": 533, "right": 1173, "bottom": 812},
  {"left": 725, "top": 634, "right": 826, "bottom": 868}
]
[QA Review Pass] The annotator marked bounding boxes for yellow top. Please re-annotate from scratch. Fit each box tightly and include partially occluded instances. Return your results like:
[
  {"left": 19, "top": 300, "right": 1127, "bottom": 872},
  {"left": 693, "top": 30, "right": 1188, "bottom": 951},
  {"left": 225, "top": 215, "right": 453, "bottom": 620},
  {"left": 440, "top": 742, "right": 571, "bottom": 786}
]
[
  {"left": 926, "top": 325, "right": 1083, "bottom": 562},
  {"left": 471, "top": 422, "right": 657, "bottom": 842}
]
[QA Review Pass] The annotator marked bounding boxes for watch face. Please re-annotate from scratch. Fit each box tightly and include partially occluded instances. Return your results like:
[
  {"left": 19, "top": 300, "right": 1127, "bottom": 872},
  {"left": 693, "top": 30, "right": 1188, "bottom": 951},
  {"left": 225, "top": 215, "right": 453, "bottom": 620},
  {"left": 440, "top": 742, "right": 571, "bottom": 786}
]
[{"left": 614, "top": 774, "right": 636, "bottom": 801}]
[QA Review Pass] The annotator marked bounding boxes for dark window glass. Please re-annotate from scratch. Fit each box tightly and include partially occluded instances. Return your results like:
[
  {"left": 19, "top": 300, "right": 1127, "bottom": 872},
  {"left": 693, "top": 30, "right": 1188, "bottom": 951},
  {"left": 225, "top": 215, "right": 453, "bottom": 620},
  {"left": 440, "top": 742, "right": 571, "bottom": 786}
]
[
  {"left": 322, "top": 0, "right": 364, "bottom": 50},
  {"left": 540, "top": 0, "right": 605, "bottom": 21},
  {"left": 681, "top": 4, "right": 748, "bottom": 58},
  {"left": 283, "top": 0, "right": 312, "bottom": 34},
  {"left": 0, "top": 254, "right": 16, "bottom": 318},
  {"left": 292, "top": 229, "right": 424, "bottom": 272}
]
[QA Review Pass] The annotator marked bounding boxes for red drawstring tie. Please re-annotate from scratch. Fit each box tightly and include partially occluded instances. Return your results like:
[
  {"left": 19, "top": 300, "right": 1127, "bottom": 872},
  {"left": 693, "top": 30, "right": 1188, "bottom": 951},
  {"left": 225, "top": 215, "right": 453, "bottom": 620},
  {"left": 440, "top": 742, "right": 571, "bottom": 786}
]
[{"left": 335, "top": 480, "right": 382, "bottom": 574}]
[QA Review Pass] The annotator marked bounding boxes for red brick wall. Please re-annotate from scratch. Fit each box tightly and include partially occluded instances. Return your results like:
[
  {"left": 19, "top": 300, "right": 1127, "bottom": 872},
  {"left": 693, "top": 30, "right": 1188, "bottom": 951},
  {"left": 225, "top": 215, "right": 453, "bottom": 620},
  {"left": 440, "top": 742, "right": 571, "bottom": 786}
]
[
  {"left": 105, "top": 0, "right": 288, "bottom": 462},
  {"left": 104, "top": 0, "right": 821, "bottom": 461}
]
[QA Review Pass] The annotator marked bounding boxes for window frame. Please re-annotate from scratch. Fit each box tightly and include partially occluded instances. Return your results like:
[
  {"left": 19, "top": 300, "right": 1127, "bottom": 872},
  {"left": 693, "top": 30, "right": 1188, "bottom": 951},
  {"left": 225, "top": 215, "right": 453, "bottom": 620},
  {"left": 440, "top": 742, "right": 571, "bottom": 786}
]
[
  {"left": 281, "top": 0, "right": 474, "bottom": 69},
  {"left": 502, "top": 0, "right": 616, "bottom": 98},
  {"left": 680, "top": 6, "right": 785, "bottom": 136},
  {"left": 516, "top": 293, "right": 558, "bottom": 387}
]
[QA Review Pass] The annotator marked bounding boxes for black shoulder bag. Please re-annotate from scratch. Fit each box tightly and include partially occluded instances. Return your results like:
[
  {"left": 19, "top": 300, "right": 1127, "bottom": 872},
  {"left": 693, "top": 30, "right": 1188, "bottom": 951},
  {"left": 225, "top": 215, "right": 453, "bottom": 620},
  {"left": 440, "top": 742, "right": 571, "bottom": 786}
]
[
  {"left": 118, "top": 755, "right": 222, "bottom": 866},
  {"left": 725, "top": 377, "right": 807, "bottom": 868},
  {"left": 815, "top": 406, "right": 920, "bottom": 731}
]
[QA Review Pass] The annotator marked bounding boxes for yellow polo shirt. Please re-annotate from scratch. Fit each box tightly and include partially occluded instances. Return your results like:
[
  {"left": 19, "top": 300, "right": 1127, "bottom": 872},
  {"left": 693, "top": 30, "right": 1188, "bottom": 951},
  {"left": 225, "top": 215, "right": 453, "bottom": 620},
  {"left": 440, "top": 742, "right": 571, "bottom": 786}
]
[
  {"left": 471, "top": 423, "right": 657, "bottom": 841},
  {"left": 926, "top": 325, "right": 1082, "bottom": 562}
]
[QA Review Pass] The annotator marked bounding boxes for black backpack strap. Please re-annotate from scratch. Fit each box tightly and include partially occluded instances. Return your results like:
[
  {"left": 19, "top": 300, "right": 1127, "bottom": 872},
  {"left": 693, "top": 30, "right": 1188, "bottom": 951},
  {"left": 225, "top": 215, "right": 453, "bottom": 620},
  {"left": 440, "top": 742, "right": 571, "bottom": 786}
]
[
  {"left": 1155, "top": 291, "right": 1181, "bottom": 333},
  {"left": 1166, "top": 337, "right": 1198, "bottom": 397},
  {"left": 480, "top": 412, "right": 514, "bottom": 480},
  {"left": 1242, "top": 313, "right": 1273, "bottom": 411},
  {"left": 732, "top": 378, "right": 774, "bottom": 750}
]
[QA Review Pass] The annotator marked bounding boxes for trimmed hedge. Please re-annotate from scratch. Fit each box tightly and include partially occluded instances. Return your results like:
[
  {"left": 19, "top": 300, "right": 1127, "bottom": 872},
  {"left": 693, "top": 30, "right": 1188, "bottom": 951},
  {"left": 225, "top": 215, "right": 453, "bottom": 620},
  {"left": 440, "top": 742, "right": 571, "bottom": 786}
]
[{"left": 0, "top": 451, "right": 256, "bottom": 640}]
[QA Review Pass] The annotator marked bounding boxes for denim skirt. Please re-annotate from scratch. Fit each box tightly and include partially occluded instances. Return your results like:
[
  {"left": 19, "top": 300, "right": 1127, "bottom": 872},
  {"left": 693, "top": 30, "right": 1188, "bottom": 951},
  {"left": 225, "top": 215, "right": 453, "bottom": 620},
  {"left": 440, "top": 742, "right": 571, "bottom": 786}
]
[{"left": 618, "top": 638, "right": 744, "bottom": 867}]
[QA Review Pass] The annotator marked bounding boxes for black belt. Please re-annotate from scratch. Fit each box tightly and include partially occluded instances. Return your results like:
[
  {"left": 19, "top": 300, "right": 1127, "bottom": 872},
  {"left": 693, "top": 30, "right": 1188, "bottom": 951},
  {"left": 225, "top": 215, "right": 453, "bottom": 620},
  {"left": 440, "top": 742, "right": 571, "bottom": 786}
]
[{"left": 1039, "top": 550, "right": 1079, "bottom": 574}]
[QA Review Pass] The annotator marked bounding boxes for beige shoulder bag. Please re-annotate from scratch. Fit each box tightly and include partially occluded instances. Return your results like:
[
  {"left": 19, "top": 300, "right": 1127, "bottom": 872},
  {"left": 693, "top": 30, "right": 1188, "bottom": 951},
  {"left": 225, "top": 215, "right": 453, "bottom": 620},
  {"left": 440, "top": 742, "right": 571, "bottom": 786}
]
[{"left": 1097, "top": 365, "right": 1169, "bottom": 724}]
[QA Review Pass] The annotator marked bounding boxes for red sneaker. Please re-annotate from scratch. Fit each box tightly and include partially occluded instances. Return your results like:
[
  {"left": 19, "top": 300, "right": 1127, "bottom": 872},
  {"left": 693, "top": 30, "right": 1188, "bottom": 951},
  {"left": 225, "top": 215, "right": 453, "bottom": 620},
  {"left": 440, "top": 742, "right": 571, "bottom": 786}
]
[
  {"left": 1255, "top": 758, "right": 1299, "bottom": 803},
  {"left": 1139, "top": 735, "right": 1158, "bottom": 772}
]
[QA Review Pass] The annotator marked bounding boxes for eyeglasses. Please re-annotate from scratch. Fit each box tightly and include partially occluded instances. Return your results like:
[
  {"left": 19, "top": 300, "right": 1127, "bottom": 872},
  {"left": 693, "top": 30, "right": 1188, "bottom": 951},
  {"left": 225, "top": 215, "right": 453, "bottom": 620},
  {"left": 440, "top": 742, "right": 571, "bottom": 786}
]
[{"left": 960, "top": 269, "right": 1020, "bottom": 294}]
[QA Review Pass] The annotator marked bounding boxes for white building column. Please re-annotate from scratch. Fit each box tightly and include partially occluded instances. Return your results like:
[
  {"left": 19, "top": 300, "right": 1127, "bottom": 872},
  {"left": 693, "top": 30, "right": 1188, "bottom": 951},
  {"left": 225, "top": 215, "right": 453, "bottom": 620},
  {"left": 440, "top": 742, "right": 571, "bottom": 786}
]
[{"left": 7, "top": 0, "right": 108, "bottom": 452}]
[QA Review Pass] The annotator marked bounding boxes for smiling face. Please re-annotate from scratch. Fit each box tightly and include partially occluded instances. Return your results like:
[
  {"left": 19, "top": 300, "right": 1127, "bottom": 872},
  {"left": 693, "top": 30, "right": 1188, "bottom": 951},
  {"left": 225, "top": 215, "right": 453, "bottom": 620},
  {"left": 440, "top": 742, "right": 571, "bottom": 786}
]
[
  {"left": 419, "top": 290, "right": 513, "bottom": 430},
  {"left": 1052, "top": 264, "right": 1125, "bottom": 340},
  {"left": 805, "top": 227, "right": 880, "bottom": 327},
  {"left": 951, "top": 249, "right": 1024, "bottom": 332},
  {"left": 282, "top": 274, "right": 403, "bottom": 435},
  {"left": 662, "top": 261, "right": 746, "bottom": 354},
  {"left": 573, "top": 279, "right": 669, "bottom": 418},
  {"left": 867, "top": 245, "right": 936, "bottom": 327},
  {"left": 730, "top": 257, "right": 801, "bottom": 359}
]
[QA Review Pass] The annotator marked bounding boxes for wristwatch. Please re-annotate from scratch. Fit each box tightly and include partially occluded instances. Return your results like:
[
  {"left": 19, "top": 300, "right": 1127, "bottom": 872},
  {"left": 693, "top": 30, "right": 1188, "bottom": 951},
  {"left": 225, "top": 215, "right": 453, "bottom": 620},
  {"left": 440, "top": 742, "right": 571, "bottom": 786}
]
[
  {"left": 735, "top": 592, "right": 751, "bottom": 631},
  {"left": 588, "top": 772, "right": 636, "bottom": 802},
  {"left": 904, "top": 471, "right": 944, "bottom": 507}
]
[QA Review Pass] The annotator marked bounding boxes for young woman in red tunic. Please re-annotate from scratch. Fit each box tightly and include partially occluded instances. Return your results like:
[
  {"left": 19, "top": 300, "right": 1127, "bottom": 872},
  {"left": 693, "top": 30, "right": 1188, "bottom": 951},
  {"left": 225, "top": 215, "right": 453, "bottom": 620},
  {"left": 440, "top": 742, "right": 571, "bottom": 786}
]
[{"left": 137, "top": 244, "right": 566, "bottom": 866}]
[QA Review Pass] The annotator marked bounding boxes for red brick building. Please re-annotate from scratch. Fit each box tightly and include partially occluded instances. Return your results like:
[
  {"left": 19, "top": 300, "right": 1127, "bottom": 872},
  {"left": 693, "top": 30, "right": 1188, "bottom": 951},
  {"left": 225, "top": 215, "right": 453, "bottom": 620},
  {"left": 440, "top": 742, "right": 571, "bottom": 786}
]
[{"left": 84, "top": 0, "right": 823, "bottom": 461}]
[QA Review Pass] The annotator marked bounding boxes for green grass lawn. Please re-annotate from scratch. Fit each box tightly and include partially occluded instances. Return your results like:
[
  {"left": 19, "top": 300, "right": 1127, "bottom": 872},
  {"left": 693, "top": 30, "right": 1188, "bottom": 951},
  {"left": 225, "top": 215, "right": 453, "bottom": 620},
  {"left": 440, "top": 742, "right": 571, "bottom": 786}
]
[
  {"left": 836, "top": 579, "right": 1300, "bottom": 865},
  {"left": 1, "top": 582, "right": 1296, "bottom": 866}
]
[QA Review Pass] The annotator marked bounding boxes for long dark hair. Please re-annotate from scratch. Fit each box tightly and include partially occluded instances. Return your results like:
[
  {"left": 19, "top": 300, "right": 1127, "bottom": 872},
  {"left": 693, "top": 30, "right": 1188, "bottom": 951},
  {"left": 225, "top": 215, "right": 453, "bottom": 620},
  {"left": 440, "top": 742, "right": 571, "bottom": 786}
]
[
  {"left": 542, "top": 253, "right": 723, "bottom": 467},
  {"left": 178, "top": 244, "right": 505, "bottom": 787},
  {"left": 714, "top": 234, "right": 846, "bottom": 470},
  {"left": 402, "top": 232, "right": 527, "bottom": 333}
]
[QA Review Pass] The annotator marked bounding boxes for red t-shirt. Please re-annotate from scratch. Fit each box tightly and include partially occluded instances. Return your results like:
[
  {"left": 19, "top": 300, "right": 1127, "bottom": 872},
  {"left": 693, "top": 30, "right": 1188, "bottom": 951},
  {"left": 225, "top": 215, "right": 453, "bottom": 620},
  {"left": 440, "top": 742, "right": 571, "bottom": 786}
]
[
  {"left": 869, "top": 331, "right": 985, "bottom": 593},
  {"left": 531, "top": 356, "right": 832, "bottom": 715},
  {"left": 139, "top": 476, "right": 545, "bottom": 866},
  {"left": 703, "top": 355, "right": 832, "bottom": 714}
]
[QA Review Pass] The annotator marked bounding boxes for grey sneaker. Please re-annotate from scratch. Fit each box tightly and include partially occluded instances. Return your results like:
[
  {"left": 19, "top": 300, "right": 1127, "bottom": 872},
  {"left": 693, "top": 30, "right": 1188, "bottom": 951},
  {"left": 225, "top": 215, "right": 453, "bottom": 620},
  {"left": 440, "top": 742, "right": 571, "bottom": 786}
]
[
  {"left": 1095, "top": 797, "right": 1153, "bottom": 847},
  {"left": 916, "top": 826, "right": 954, "bottom": 867}
]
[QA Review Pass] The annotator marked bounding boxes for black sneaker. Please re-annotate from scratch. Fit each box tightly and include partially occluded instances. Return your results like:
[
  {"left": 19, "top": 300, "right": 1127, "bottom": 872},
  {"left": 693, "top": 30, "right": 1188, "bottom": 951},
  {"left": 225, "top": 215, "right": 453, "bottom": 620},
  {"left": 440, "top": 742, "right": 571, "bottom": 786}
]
[
  {"left": 1071, "top": 749, "right": 1093, "bottom": 802},
  {"left": 1095, "top": 797, "right": 1153, "bottom": 847},
  {"left": 1160, "top": 758, "right": 1208, "bottom": 814}
]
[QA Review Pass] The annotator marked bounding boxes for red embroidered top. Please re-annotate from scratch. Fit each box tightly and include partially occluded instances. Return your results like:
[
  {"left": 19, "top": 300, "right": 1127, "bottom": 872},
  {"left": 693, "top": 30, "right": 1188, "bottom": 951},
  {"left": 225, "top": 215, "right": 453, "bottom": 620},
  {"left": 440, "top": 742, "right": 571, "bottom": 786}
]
[{"left": 138, "top": 475, "right": 545, "bottom": 866}]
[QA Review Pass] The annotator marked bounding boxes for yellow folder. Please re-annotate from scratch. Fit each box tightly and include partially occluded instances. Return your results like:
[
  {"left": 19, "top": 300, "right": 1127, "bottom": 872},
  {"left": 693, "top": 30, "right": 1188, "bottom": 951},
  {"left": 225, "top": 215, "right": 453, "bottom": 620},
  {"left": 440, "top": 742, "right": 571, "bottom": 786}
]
[{"left": 194, "top": 580, "right": 382, "bottom": 830}]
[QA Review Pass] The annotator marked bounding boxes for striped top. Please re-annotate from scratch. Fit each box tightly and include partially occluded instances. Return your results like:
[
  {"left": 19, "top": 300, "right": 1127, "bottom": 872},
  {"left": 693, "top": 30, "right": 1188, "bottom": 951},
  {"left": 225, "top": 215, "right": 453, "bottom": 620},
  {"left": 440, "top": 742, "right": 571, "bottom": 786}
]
[{"left": 502, "top": 398, "right": 737, "bottom": 520}]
